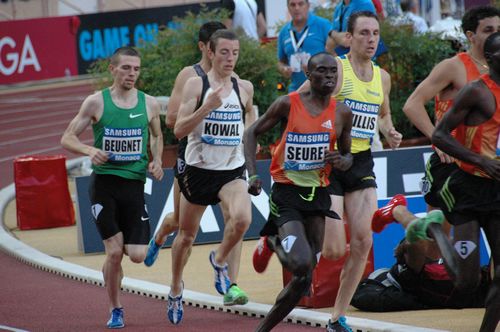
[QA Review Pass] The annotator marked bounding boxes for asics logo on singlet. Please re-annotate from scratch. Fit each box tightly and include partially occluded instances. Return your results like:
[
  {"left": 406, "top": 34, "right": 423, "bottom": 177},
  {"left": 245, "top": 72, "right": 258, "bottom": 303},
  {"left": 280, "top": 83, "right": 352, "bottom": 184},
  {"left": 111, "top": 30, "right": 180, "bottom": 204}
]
[
  {"left": 223, "top": 103, "right": 239, "bottom": 109},
  {"left": 129, "top": 113, "right": 143, "bottom": 119}
]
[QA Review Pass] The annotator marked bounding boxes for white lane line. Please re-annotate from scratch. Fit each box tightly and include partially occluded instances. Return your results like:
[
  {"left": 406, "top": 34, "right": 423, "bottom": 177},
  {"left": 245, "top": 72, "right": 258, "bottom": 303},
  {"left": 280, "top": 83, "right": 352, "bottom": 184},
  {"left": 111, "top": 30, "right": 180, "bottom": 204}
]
[
  {"left": 0, "top": 120, "right": 70, "bottom": 134},
  {"left": 0, "top": 138, "right": 93, "bottom": 163},
  {"left": 0, "top": 325, "right": 30, "bottom": 332},
  {"left": 0, "top": 109, "right": 78, "bottom": 125}
]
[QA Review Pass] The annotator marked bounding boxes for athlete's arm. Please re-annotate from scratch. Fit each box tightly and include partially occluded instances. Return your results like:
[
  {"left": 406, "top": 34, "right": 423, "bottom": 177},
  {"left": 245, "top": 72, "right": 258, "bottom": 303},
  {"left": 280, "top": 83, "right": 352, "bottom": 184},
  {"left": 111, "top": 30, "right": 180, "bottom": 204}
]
[
  {"left": 174, "top": 77, "right": 223, "bottom": 139},
  {"left": 378, "top": 69, "right": 402, "bottom": 149},
  {"left": 433, "top": 81, "right": 500, "bottom": 181},
  {"left": 61, "top": 93, "right": 109, "bottom": 165},
  {"left": 244, "top": 95, "right": 291, "bottom": 195},
  {"left": 146, "top": 95, "right": 164, "bottom": 181},
  {"left": 403, "top": 58, "right": 461, "bottom": 139},
  {"left": 241, "top": 80, "right": 257, "bottom": 129},
  {"left": 326, "top": 102, "right": 353, "bottom": 171},
  {"left": 166, "top": 66, "right": 195, "bottom": 128}
]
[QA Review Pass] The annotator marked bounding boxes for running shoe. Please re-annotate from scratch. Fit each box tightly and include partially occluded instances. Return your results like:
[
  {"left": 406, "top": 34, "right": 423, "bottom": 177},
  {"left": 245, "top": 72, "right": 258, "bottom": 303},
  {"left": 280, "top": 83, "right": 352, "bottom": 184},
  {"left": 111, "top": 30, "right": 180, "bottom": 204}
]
[
  {"left": 252, "top": 236, "right": 273, "bottom": 273},
  {"left": 326, "top": 316, "right": 352, "bottom": 332},
  {"left": 372, "top": 194, "right": 407, "bottom": 233},
  {"left": 167, "top": 290, "right": 183, "bottom": 325},
  {"left": 209, "top": 250, "right": 231, "bottom": 295},
  {"left": 106, "top": 307, "right": 124, "bottom": 329},
  {"left": 144, "top": 238, "right": 161, "bottom": 267},
  {"left": 223, "top": 284, "right": 249, "bottom": 306},
  {"left": 406, "top": 210, "right": 444, "bottom": 244}
]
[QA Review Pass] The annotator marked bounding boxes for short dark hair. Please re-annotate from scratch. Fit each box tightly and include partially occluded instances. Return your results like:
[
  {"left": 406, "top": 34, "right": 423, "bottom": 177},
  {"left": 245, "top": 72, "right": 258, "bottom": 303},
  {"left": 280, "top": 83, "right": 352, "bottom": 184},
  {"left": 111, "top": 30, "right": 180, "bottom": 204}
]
[
  {"left": 110, "top": 46, "right": 140, "bottom": 65},
  {"left": 199, "top": 21, "right": 227, "bottom": 43},
  {"left": 307, "top": 52, "right": 336, "bottom": 71},
  {"left": 484, "top": 31, "right": 500, "bottom": 62},
  {"left": 347, "top": 11, "right": 379, "bottom": 34},
  {"left": 209, "top": 29, "right": 239, "bottom": 53},
  {"left": 461, "top": 6, "right": 500, "bottom": 35}
]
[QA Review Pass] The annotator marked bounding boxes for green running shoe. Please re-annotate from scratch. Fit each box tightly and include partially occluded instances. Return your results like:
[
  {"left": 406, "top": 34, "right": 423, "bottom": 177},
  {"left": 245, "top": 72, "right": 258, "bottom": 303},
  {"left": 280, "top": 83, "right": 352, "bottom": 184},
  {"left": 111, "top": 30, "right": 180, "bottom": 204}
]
[
  {"left": 223, "top": 284, "right": 249, "bottom": 306},
  {"left": 406, "top": 210, "right": 444, "bottom": 244}
]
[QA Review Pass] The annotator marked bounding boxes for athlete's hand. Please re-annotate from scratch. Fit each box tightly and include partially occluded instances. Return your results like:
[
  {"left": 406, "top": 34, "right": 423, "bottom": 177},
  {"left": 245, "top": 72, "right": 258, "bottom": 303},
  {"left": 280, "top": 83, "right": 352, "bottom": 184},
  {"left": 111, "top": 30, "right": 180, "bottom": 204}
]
[
  {"left": 248, "top": 175, "right": 262, "bottom": 196},
  {"left": 88, "top": 146, "right": 109, "bottom": 165},
  {"left": 148, "top": 159, "right": 164, "bottom": 181},
  {"left": 435, "top": 147, "right": 454, "bottom": 163},
  {"left": 203, "top": 85, "right": 224, "bottom": 113},
  {"left": 325, "top": 150, "right": 352, "bottom": 171},
  {"left": 386, "top": 127, "right": 403, "bottom": 150}
]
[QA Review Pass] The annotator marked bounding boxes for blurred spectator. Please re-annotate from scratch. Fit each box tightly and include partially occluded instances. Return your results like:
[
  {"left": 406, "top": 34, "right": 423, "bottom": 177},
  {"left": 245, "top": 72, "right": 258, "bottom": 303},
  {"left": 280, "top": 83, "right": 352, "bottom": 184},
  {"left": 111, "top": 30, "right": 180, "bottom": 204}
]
[
  {"left": 399, "top": 0, "right": 429, "bottom": 33},
  {"left": 221, "top": 0, "right": 267, "bottom": 40},
  {"left": 328, "top": 0, "right": 388, "bottom": 57},
  {"left": 277, "top": 0, "right": 331, "bottom": 92}
]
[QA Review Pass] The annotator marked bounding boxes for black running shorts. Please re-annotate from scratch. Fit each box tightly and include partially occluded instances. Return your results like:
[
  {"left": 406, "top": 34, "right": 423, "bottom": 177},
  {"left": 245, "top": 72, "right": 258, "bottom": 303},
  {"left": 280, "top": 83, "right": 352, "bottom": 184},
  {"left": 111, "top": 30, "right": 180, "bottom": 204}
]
[
  {"left": 328, "top": 149, "right": 377, "bottom": 196},
  {"left": 438, "top": 168, "right": 500, "bottom": 226},
  {"left": 89, "top": 173, "right": 150, "bottom": 244},
  {"left": 178, "top": 164, "right": 246, "bottom": 206},
  {"left": 261, "top": 183, "right": 340, "bottom": 236},
  {"left": 421, "top": 152, "right": 458, "bottom": 208}
]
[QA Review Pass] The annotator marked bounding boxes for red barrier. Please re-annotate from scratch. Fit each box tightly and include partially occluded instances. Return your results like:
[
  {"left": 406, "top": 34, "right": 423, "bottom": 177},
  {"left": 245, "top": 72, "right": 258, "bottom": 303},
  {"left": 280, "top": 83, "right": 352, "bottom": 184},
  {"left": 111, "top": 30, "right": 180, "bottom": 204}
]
[
  {"left": 282, "top": 225, "right": 374, "bottom": 308},
  {"left": 14, "top": 155, "right": 75, "bottom": 230}
]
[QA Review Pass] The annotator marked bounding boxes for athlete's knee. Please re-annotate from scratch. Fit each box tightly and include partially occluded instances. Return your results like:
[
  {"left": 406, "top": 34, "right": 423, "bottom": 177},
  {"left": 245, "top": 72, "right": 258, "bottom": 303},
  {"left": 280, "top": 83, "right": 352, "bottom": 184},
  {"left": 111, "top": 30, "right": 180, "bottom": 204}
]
[
  {"left": 175, "top": 231, "right": 196, "bottom": 248},
  {"left": 129, "top": 252, "right": 145, "bottom": 264},
  {"left": 106, "top": 247, "right": 123, "bottom": 264},
  {"left": 350, "top": 233, "right": 373, "bottom": 257},
  {"left": 229, "top": 213, "right": 251, "bottom": 234},
  {"left": 287, "top": 255, "right": 314, "bottom": 277}
]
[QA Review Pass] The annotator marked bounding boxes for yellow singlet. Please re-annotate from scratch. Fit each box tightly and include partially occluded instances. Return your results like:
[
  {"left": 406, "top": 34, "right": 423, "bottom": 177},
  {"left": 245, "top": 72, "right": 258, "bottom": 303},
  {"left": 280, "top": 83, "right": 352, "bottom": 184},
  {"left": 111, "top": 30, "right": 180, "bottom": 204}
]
[{"left": 335, "top": 55, "right": 384, "bottom": 154}]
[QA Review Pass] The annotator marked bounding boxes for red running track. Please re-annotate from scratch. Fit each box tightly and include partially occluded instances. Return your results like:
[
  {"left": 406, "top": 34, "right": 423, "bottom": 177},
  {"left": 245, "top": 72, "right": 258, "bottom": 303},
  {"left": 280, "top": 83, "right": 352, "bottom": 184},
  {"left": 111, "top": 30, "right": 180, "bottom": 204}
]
[{"left": 0, "top": 81, "right": 323, "bottom": 331}]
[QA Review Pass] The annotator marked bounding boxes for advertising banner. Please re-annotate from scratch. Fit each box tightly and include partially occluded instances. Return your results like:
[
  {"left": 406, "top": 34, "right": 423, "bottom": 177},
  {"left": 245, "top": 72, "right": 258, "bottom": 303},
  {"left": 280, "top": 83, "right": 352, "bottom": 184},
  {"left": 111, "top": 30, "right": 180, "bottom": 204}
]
[
  {"left": 0, "top": 16, "right": 79, "bottom": 84},
  {"left": 75, "top": 146, "right": 490, "bottom": 269},
  {"left": 76, "top": 3, "right": 217, "bottom": 75}
]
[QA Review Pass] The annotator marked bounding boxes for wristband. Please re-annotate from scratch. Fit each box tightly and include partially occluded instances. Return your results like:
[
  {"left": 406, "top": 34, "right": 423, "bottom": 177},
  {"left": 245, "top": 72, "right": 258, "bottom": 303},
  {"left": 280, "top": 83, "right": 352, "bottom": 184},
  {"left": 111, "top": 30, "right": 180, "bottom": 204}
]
[{"left": 248, "top": 174, "right": 260, "bottom": 182}]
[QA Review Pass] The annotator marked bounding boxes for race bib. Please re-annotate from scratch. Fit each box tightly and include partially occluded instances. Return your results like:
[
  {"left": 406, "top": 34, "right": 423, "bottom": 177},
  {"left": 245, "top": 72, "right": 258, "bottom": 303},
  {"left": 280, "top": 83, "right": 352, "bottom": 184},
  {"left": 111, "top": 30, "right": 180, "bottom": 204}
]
[
  {"left": 284, "top": 132, "right": 330, "bottom": 171},
  {"left": 344, "top": 99, "right": 379, "bottom": 139},
  {"left": 103, "top": 127, "right": 143, "bottom": 162},
  {"left": 201, "top": 109, "right": 243, "bottom": 146}
]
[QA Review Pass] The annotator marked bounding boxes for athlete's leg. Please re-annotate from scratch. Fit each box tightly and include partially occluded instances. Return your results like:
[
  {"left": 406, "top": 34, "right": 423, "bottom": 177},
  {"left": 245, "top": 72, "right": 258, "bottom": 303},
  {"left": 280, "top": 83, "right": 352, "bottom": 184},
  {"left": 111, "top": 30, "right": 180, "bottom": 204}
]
[
  {"left": 214, "top": 179, "right": 251, "bottom": 266},
  {"left": 218, "top": 198, "right": 242, "bottom": 282},
  {"left": 155, "top": 178, "right": 181, "bottom": 246},
  {"left": 331, "top": 187, "right": 376, "bottom": 322},
  {"left": 480, "top": 219, "right": 500, "bottom": 332},
  {"left": 170, "top": 194, "right": 206, "bottom": 296},
  {"left": 102, "top": 232, "right": 125, "bottom": 310},
  {"left": 256, "top": 216, "right": 324, "bottom": 332},
  {"left": 322, "top": 194, "right": 346, "bottom": 260}
]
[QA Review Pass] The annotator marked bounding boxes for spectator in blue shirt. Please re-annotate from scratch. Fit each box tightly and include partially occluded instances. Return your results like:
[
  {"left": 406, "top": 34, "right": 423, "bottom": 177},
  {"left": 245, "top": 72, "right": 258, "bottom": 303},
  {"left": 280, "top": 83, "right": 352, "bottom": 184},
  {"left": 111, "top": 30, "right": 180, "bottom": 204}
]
[
  {"left": 328, "top": 0, "right": 388, "bottom": 57},
  {"left": 277, "top": 0, "right": 331, "bottom": 92}
]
